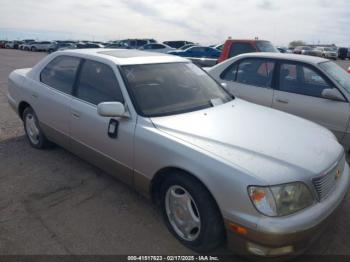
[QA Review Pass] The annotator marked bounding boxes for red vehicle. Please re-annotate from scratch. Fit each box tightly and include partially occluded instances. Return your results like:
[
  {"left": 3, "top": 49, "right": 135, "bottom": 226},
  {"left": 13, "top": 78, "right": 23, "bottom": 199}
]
[{"left": 217, "top": 39, "right": 278, "bottom": 63}]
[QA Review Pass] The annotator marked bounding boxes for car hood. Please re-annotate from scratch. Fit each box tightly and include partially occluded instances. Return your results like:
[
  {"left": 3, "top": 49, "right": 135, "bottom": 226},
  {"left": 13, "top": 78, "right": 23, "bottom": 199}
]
[{"left": 151, "top": 99, "right": 343, "bottom": 184}]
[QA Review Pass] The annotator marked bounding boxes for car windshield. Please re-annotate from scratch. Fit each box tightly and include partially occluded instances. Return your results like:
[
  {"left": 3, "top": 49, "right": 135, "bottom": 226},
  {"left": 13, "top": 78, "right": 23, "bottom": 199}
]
[
  {"left": 121, "top": 63, "right": 233, "bottom": 117},
  {"left": 256, "top": 41, "right": 278, "bottom": 52},
  {"left": 319, "top": 61, "right": 350, "bottom": 93}
]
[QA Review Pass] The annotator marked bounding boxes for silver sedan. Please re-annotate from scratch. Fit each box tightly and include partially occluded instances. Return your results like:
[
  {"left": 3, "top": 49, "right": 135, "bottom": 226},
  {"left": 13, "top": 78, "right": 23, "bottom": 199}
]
[
  {"left": 208, "top": 52, "right": 350, "bottom": 151},
  {"left": 7, "top": 49, "right": 350, "bottom": 257}
]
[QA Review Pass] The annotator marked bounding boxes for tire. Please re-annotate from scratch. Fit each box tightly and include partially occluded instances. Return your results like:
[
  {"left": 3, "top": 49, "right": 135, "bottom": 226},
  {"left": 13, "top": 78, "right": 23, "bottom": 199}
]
[
  {"left": 160, "top": 173, "right": 225, "bottom": 253},
  {"left": 31, "top": 47, "right": 36, "bottom": 52},
  {"left": 23, "top": 107, "right": 51, "bottom": 149}
]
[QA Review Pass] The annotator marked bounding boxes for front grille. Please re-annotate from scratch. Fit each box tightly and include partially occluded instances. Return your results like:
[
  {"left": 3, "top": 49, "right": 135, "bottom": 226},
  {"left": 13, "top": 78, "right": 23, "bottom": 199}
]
[{"left": 312, "top": 154, "right": 345, "bottom": 201}]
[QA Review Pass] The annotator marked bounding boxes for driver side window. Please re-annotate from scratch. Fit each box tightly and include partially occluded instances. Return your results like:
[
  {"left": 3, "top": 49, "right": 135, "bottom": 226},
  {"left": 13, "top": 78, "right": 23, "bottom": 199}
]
[{"left": 75, "top": 60, "right": 124, "bottom": 105}]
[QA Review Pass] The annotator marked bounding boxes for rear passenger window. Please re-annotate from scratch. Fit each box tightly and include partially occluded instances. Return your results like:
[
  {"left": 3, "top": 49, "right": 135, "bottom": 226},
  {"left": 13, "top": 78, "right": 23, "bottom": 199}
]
[
  {"left": 75, "top": 60, "right": 124, "bottom": 105},
  {"left": 40, "top": 56, "right": 80, "bottom": 94},
  {"left": 236, "top": 59, "right": 275, "bottom": 88},
  {"left": 229, "top": 43, "right": 256, "bottom": 58}
]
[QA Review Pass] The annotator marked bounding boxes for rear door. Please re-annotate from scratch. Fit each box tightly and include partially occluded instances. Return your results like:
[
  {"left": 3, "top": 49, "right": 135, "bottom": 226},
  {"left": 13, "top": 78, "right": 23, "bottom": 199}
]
[
  {"left": 272, "top": 61, "right": 350, "bottom": 140},
  {"left": 69, "top": 59, "right": 136, "bottom": 185},
  {"left": 219, "top": 58, "right": 275, "bottom": 107},
  {"left": 34, "top": 55, "right": 81, "bottom": 148}
]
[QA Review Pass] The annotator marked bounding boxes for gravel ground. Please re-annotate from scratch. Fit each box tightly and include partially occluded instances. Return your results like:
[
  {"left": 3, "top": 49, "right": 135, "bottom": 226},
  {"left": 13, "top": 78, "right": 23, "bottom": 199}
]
[{"left": 0, "top": 49, "right": 350, "bottom": 258}]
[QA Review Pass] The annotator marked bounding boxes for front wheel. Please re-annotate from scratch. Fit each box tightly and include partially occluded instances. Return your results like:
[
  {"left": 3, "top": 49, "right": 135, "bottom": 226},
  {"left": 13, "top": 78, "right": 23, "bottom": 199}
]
[
  {"left": 23, "top": 107, "right": 51, "bottom": 149},
  {"left": 160, "top": 173, "right": 225, "bottom": 252}
]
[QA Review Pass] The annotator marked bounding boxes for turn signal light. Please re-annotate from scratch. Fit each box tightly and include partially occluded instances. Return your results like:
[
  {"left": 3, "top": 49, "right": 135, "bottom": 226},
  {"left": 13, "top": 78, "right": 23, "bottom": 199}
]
[{"left": 228, "top": 223, "right": 247, "bottom": 235}]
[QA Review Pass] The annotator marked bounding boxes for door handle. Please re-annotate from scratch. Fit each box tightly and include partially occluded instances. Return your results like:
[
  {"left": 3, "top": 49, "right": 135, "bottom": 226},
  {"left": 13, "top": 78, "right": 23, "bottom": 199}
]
[
  {"left": 71, "top": 111, "right": 80, "bottom": 119},
  {"left": 276, "top": 98, "right": 289, "bottom": 104}
]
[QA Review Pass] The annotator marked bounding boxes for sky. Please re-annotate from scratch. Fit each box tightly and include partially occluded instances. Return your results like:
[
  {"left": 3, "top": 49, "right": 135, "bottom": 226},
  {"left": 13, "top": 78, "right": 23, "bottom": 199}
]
[{"left": 0, "top": 0, "right": 349, "bottom": 46}]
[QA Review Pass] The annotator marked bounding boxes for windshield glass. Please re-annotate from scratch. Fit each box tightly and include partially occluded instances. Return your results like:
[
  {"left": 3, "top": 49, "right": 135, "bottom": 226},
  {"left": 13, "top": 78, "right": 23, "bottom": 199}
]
[
  {"left": 256, "top": 41, "right": 278, "bottom": 52},
  {"left": 122, "top": 63, "right": 233, "bottom": 117},
  {"left": 319, "top": 61, "right": 350, "bottom": 93}
]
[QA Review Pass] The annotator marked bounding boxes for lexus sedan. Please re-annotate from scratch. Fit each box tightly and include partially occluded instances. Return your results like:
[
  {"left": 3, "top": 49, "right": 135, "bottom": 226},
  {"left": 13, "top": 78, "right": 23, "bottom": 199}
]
[
  {"left": 208, "top": 52, "right": 350, "bottom": 150},
  {"left": 7, "top": 49, "right": 349, "bottom": 257}
]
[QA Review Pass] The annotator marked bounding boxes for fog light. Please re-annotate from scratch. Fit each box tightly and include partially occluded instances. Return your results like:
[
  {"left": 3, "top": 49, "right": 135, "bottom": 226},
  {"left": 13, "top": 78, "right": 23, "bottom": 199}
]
[{"left": 247, "top": 242, "right": 294, "bottom": 256}]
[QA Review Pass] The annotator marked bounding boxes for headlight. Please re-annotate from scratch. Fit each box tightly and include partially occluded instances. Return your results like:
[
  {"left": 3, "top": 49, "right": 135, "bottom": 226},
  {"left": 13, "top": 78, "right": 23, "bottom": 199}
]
[{"left": 248, "top": 183, "right": 314, "bottom": 216}]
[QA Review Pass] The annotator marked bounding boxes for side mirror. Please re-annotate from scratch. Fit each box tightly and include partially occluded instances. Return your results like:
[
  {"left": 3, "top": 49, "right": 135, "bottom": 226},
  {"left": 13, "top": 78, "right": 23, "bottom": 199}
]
[
  {"left": 97, "top": 102, "right": 128, "bottom": 117},
  {"left": 322, "top": 88, "right": 345, "bottom": 102}
]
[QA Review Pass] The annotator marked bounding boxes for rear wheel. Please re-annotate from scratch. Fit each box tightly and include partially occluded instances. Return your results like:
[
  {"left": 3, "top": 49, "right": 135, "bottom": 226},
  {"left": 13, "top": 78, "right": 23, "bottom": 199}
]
[
  {"left": 160, "top": 173, "right": 225, "bottom": 252},
  {"left": 23, "top": 107, "right": 51, "bottom": 149}
]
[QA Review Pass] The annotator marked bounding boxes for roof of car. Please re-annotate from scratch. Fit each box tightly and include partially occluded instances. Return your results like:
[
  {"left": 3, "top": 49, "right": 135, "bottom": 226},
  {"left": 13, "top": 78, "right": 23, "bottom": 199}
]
[
  {"left": 236, "top": 52, "right": 329, "bottom": 65},
  {"left": 60, "top": 48, "right": 188, "bottom": 65}
]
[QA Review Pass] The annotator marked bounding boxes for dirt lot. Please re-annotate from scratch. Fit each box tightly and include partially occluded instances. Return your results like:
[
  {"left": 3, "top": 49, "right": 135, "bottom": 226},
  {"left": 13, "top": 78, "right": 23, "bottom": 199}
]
[{"left": 0, "top": 49, "right": 350, "bottom": 257}]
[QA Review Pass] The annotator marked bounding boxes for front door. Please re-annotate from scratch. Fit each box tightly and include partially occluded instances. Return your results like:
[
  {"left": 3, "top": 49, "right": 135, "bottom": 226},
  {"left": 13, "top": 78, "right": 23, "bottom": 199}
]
[
  {"left": 272, "top": 61, "right": 350, "bottom": 140},
  {"left": 69, "top": 59, "right": 136, "bottom": 185}
]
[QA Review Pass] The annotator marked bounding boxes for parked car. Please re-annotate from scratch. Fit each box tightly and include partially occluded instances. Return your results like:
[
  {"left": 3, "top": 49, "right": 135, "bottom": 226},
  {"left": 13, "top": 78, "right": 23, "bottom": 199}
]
[
  {"left": 337, "top": 47, "right": 348, "bottom": 60},
  {"left": 168, "top": 46, "right": 221, "bottom": 58},
  {"left": 29, "top": 41, "right": 53, "bottom": 52},
  {"left": 208, "top": 52, "right": 350, "bottom": 149},
  {"left": 7, "top": 49, "right": 349, "bottom": 258},
  {"left": 116, "top": 39, "right": 157, "bottom": 49},
  {"left": 139, "top": 43, "right": 175, "bottom": 53},
  {"left": 217, "top": 39, "right": 278, "bottom": 63},
  {"left": 315, "top": 47, "right": 337, "bottom": 60},
  {"left": 19, "top": 39, "right": 35, "bottom": 50},
  {"left": 163, "top": 40, "right": 194, "bottom": 49},
  {"left": 48, "top": 42, "right": 77, "bottom": 53},
  {"left": 293, "top": 46, "right": 321, "bottom": 57},
  {"left": 5, "top": 41, "right": 21, "bottom": 49}
]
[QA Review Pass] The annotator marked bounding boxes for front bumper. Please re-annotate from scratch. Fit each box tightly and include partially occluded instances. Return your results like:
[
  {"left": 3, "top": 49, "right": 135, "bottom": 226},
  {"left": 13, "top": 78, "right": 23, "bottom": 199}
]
[{"left": 225, "top": 162, "right": 350, "bottom": 257}]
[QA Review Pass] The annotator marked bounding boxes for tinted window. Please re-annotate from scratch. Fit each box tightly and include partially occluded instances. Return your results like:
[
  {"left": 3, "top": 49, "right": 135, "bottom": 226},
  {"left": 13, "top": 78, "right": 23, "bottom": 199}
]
[
  {"left": 75, "top": 60, "right": 124, "bottom": 105},
  {"left": 229, "top": 43, "right": 256, "bottom": 58},
  {"left": 40, "top": 56, "right": 80, "bottom": 94},
  {"left": 235, "top": 59, "right": 275, "bottom": 88},
  {"left": 279, "top": 63, "right": 332, "bottom": 97}
]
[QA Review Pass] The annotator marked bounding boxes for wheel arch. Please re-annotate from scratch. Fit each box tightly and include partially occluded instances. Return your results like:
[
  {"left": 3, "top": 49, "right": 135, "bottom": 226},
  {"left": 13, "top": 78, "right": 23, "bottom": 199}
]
[
  {"left": 18, "top": 101, "right": 31, "bottom": 120},
  {"left": 150, "top": 167, "right": 222, "bottom": 214}
]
